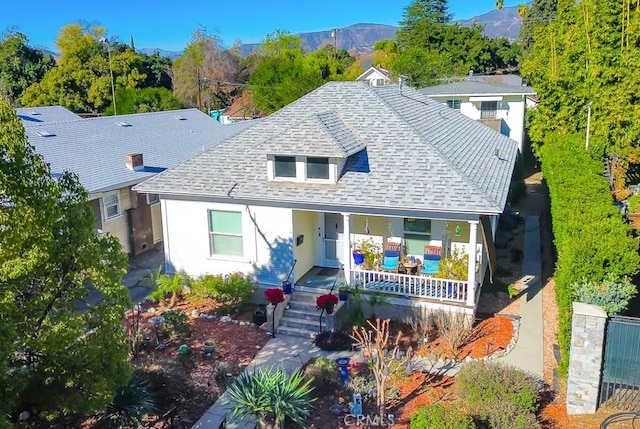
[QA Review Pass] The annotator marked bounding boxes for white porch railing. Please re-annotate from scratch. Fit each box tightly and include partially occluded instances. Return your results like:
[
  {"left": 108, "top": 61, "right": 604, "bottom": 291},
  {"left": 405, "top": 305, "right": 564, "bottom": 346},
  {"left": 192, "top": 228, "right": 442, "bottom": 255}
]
[{"left": 348, "top": 268, "right": 469, "bottom": 304}]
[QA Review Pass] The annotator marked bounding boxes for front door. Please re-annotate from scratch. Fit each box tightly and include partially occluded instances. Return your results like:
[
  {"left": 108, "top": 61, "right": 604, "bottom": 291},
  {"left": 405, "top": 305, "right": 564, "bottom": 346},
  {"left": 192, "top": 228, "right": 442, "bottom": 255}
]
[{"left": 323, "top": 213, "right": 344, "bottom": 268}]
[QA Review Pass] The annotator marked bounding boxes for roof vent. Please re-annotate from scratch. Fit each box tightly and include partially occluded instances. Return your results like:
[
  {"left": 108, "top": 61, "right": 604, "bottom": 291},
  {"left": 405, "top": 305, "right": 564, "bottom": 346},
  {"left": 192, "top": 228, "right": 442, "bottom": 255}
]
[
  {"left": 36, "top": 131, "right": 55, "bottom": 137},
  {"left": 117, "top": 121, "right": 132, "bottom": 127},
  {"left": 125, "top": 153, "right": 144, "bottom": 172},
  {"left": 30, "top": 111, "right": 41, "bottom": 115},
  {"left": 175, "top": 115, "right": 187, "bottom": 120}
]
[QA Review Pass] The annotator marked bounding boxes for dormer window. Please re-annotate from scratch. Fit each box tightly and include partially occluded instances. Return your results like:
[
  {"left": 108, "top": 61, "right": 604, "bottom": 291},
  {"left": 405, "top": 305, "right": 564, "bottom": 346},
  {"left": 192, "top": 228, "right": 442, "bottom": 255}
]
[
  {"left": 306, "top": 157, "right": 329, "bottom": 180},
  {"left": 274, "top": 156, "right": 296, "bottom": 178}
]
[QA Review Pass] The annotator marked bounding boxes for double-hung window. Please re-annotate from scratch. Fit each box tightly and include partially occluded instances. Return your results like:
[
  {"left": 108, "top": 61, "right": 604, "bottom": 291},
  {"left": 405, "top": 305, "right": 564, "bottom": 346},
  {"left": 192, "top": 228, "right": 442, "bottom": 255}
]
[
  {"left": 208, "top": 210, "right": 243, "bottom": 257},
  {"left": 103, "top": 191, "right": 121, "bottom": 220},
  {"left": 480, "top": 101, "right": 498, "bottom": 119},
  {"left": 403, "top": 218, "right": 431, "bottom": 255}
]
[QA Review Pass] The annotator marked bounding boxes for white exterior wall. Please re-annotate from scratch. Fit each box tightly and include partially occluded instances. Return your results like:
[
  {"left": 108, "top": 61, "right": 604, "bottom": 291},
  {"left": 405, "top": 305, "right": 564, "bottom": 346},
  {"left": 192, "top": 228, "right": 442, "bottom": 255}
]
[{"left": 161, "top": 199, "right": 293, "bottom": 281}]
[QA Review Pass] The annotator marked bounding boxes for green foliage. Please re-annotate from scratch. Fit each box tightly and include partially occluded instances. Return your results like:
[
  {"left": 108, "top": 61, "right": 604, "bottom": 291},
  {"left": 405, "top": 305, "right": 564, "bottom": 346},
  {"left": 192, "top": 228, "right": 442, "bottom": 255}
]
[
  {"left": 226, "top": 367, "right": 315, "bottom": 428},
  {"left": 0, "top": 99, "right": 131, "bottom": 423},
  {"left": 343, "top": 286, "right": 366, "bottom": 327},
  {"left": 96, "top": 376, "right": 157, "bottom": 429},
  {"left": 368, "top": 291, "right": 390, "bottom": 319},
  {"left": 435, "top": 248, "right": 468, "bottom": 281},
  {"left": 0, "top": 30, "right": 55, "bottom": 104},
  {"left": 410, "top": 403, "right": 475, "bottom": 429},
  {"left": 572, "top": 274, "right": 637, "bottom": 315},
  {"left": 147, "top": 272, "right": 188, "bottom": 307},
  {"left": 486, "top": 401, "right": 541, "bottom": 429},
  {"left": 540, "top": 133, "right": 640, "bottom": 372},
  {"left": 191, "top": 272, "right": 255, "bottom": 311},
  {"left": 303, "top": 357, "right": 340, "bottom": 395},
  {"left": 353, "top": 238, "right": 383, "bottom": 269},
  {"left": 346, "top": 375, "right": 376, "bottom": 396},
  {"left": 104, "top": 87, "right": 182, "bottom": 115},
  {"left": 161, "top": 310, "right": 191, "bottom": 338},
  {"left": 456, "top": 360, "right": 540, "bottom": 419},
  {"left": 518, "top": 0, "right": 557, "bottom": 52},
  {"left": 628, "top": 193, "right": 640, "bottom": 213}
]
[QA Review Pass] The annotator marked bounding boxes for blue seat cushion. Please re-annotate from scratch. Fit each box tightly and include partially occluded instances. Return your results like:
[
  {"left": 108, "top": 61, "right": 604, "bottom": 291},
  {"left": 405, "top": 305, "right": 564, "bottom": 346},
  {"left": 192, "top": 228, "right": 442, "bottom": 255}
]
[
  {"left": 381, "top": 256, "right": 399, "bottom": 269},
  {"left": 423, "top": 253, "right": 441, "bottom": 261},
  {"left": 421, "top": 259, "right": 441, "bottom": 274},
  {"left": 384, "top": 249, "right": 400, "bottom": 257}
]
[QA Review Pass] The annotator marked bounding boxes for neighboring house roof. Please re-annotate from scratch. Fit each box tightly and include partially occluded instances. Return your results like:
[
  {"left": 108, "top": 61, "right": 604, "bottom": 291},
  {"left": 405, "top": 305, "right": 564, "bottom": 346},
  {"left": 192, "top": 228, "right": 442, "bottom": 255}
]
[
  {"left": 418, "top": 80, "right": 536, "bottom": 97},
  {"left": 135, "top": 82, "right": 518, "bottom": 216},
  {"left": 470, "top": 74, "right": 523, "bottom": 87},
  {"left": 356, "top": 65, "right": 391, "bottom": 82},
  {"left": 24, "top": 109, "right": 260, "bottom": 195},
  {"left": 16, "top": 106, "right": 82, "bottom": 125}
]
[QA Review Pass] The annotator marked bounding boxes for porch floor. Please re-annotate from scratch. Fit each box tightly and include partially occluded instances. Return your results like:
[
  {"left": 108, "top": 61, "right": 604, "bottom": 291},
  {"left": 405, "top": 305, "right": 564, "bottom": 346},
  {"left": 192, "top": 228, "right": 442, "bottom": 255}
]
[{"left": 295, "top": 266, "right": 343, "bottom": 290}]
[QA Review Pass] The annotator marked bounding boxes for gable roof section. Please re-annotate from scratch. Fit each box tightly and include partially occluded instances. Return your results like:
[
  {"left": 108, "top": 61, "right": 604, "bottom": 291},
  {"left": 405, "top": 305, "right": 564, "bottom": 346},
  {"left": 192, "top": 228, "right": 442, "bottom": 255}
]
[
  {"left": 418, "top": 80, "right": 536, "bottom": 97},
  {"left": 17, "top": 106, "right": 82, "bottom": 125},
  {"left": 135, "top": 82, "right": 518, "bottom": 216},
  {"left": 356, "top": 65, "right": 390, "bottom": 82},
  {"left": 263, "top": 111, "right": 366, "bottom": 158},
  {"left": 25, "top": 109, "right": 259, "bottom": 195}
]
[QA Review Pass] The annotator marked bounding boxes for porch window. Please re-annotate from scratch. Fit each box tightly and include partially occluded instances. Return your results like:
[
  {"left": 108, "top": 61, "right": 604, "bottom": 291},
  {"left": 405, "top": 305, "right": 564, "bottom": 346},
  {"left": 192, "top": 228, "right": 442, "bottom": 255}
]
[
  {"left": 103, "top": 191, "right": 121, "bottom": 220},
  {"left": 306, "top": 157, "right": 329, "bottom": 179},
  {"left": 446, "top": 99, "right": 461, "bottom": 110},
  {"left": 274, "top": 156, "right": 296, "bottom": 178},
  {"left": 403, "top": 218, "right": 431, "bottom": 255},
  {"left": 480, "top": 101, "right": 498, "bottom": 119},
  {"left": 208, "top": 210, "right": 243, "bottom": 257},
  {"left": 146, "top": 193, "right": 159, "bottom": 205}
]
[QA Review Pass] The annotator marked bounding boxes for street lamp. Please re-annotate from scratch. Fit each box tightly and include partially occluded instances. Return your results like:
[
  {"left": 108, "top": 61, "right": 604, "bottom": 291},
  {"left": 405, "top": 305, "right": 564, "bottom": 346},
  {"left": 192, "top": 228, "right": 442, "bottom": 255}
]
[{"left": 100, "top": 37, "right": 117, "bottom": 116}]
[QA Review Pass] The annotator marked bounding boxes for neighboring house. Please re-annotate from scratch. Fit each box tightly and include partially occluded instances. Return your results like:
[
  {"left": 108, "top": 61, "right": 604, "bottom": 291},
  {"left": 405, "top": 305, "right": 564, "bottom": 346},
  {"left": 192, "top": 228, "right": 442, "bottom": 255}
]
[
  {"left": 418, "top": 80, "right": 536, "bottom": 153},
  {"left": 356, "top": 65, "right": 391, "bottom": 86},
  {"left": 20, "top": 108, "right": 259, "bottom": 256},
  {"left": 134, "top": 81, "right": 518, "bottom": 317}
]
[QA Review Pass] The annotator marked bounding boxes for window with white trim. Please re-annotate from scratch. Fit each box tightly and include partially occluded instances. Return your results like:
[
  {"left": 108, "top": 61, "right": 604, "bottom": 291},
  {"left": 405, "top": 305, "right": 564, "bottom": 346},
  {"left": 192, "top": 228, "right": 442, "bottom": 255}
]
[
  {"left": 446, "top": 99, "right": 461, "bottom": 110},
  {"left": 146, "top": 193, "right": 159, "bottom": 205},
  {"left": 480, "top": 101, "right": 498, "bottom": 119},
  {"left": 274, "top": 156, "right": 296, "bottom": 178},
  {"left": 103, "top": 191, "right": 121, "bottom": 220},
  {"left": 306, "top": 157, "right": 329, "bottom": 179},
  {"left": 208, "top": 210, "right": 243, "bottom": 257},
  {"left": 403, "top": 218, "right": 431, "bottom": 255}
]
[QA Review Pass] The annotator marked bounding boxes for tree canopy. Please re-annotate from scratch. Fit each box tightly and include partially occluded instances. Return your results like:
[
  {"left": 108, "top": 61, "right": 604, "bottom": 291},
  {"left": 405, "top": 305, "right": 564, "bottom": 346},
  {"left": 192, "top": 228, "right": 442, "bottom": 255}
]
[{"left": 0, "top": 98, "right": 132, "bottom": 423}]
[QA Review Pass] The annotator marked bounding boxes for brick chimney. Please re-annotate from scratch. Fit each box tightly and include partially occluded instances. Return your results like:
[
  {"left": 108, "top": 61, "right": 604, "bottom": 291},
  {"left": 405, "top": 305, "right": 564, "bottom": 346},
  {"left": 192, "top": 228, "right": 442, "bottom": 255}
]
[{"left": 125, "top": 153, "right": 144, "bottom": 171}]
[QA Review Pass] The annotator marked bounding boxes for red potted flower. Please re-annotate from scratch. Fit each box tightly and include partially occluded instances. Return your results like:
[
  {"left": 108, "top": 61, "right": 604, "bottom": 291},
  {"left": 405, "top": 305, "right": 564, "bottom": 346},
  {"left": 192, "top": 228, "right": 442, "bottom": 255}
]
[
  {"left": 264, "top": 288, "right": 285, "bottom": 306},
  {"left": 316, "top": 293, "right": 339, "bottom": 314}
]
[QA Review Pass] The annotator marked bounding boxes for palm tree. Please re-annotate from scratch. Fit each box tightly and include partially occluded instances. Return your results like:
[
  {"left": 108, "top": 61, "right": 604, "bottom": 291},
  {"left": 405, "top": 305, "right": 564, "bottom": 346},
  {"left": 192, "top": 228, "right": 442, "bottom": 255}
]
[
  {"left": 496, "top": 0, "right": 504, "bottom": 10},
  {"left": 518, "top": 2, "right": 528, "bottom": 19},
  {"left": 148, "top": 272, "right": 187, "bottom": 307}
]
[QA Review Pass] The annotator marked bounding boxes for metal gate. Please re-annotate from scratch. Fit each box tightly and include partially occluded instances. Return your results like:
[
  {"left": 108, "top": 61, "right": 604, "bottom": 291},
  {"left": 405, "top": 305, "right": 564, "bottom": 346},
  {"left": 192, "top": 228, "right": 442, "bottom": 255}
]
[{"left": 599, "top": 316, "right": 640, "bottom": 410}]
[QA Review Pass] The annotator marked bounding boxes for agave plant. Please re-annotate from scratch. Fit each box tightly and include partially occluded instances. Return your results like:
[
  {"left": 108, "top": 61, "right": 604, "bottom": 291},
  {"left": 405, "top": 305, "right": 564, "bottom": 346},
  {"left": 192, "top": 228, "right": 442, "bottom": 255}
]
[
  {"left": 97, "top": 376, "right": 157, "bottom": 428},
  {"left": 226, "top": 367, "right": 315, "bottom": 429}
]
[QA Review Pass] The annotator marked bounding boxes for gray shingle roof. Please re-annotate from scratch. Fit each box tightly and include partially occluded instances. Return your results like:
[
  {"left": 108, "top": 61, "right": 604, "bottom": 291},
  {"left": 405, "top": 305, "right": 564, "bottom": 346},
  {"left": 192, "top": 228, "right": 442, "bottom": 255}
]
[
  {"left": 418, "top": 80, "right": 536, "bottom": 97},
  {"left": 24, "top": 109, "right": 259, "bottom": 194},
  {"left": 135, "top": 82, "right": 518, "bottom": 216},
  {"left": 17, "top": 106, "right": 82, "bottom": 125}
]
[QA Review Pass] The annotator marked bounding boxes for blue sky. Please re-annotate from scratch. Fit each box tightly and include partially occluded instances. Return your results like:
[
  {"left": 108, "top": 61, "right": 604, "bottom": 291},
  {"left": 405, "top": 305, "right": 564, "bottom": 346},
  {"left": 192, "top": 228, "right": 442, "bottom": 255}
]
[{"left": 1, "top": 1, "right": 522, "bottom": 52}]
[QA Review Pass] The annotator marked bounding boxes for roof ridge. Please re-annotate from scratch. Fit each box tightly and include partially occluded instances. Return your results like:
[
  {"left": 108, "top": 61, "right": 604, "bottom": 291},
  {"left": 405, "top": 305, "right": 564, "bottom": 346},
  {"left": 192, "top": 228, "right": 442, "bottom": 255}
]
[{"left": 373, "top": 86, "right": 502, "bottom": 209}]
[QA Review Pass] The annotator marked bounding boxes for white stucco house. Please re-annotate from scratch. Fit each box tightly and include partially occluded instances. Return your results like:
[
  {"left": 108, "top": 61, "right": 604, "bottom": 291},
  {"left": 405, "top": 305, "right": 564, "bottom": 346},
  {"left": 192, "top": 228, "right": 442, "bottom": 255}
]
[
  {"left": 418, "top": 80, "right": 537, "bottom": 154},
  {"left": 133, "top": 81, "right": 518, "bottom": 318},
  {"left": 356, "top": 65, "right": 392, "bottom": 86},
  {"left": 18, "top": 106, "right": 258, "bottom": 256}
]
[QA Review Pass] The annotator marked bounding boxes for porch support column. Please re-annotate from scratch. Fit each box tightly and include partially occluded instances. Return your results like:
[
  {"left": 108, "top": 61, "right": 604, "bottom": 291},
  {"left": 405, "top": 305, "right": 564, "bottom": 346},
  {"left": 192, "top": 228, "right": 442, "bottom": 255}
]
[
  {"left": 466, "top": 220, "right": 479, "bottom": 306},
  {"left": 342, "top": 213, "right": 351, "bottom": 285}
]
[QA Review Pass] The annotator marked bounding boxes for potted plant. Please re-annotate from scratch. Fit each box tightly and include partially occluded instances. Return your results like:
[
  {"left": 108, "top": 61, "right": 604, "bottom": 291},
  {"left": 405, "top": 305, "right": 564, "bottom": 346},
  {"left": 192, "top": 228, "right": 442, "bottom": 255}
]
[
  {"left": 316, "top": 293, "right": 339, "bottom": 314},
  {"left": 338, "top": 282, "right": 350, "bottom": 301},
  {"left": 203, "top": 339, "right": 217, "bottom": 354},
  {"left": 352, "top": 249, "right": 365, "bottom": 266},
  {"left": 264, "top": 288, "right": 285, "bottom": 338}
]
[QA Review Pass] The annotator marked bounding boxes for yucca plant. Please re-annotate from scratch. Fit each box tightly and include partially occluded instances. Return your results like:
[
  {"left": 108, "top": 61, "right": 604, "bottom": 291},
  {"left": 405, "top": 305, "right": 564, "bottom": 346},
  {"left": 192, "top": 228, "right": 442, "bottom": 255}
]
[
  {"left": 226, "top": 367, "right": 315, "bottom": 429},
  {"left": 96, "top": 376, "right": 157, "bottom": 428}
]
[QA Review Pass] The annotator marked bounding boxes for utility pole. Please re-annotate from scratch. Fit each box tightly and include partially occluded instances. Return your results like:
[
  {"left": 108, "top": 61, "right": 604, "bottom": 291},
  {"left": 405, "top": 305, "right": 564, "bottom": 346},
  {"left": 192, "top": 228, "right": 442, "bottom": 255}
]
[
  {"left": 196, "top": 68, "right": 202, "bottom": 111},
  {"left": 100, "top": 37, "right": 117, "bottom": 116},
  {"left": 331, "top": 28, "right": 339, "bottom": 59},
  {"left": 585, "top": 102, "right": 592, "bottom": 150}
]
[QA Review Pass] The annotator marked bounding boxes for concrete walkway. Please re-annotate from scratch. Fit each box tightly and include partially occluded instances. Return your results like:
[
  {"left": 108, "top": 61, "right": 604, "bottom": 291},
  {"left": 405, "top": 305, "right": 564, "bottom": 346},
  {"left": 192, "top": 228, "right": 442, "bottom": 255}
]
[{"left": 495, "top": 215, "right": 544, "bottom": 378}]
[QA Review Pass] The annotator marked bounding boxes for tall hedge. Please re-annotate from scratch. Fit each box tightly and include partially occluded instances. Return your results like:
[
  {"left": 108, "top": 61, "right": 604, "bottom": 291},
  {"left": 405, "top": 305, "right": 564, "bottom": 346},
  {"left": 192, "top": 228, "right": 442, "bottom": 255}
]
[{"left": 540, "top": 133, "right": 640, "bottom": 373}]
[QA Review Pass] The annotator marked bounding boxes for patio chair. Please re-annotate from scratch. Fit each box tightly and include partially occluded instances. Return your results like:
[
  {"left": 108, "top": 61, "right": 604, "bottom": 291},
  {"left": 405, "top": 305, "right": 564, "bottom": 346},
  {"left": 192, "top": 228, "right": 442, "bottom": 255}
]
[
  {"left": 379, "top": 239, "right": 402, "bottom": 273},
  {"left": 420, "top": 245, "right": 442, "bottom": 275}
]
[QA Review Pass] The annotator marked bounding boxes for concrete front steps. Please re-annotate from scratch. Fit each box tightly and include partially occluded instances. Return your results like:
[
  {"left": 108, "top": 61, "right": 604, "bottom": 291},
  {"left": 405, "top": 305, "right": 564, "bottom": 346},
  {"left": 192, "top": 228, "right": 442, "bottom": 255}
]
[{"left": 278, "top": 290, "right": 333, "bottom": 338}]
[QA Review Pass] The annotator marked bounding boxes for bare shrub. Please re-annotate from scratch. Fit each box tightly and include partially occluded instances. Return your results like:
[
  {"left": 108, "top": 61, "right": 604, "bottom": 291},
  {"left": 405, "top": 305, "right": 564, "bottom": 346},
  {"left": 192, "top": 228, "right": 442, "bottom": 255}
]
[
  {"left": 404, "top": 307, "right": 435, "bottom": 341},
  {"left": 434, "top": 310, "right": 475, "bottom": 353}
]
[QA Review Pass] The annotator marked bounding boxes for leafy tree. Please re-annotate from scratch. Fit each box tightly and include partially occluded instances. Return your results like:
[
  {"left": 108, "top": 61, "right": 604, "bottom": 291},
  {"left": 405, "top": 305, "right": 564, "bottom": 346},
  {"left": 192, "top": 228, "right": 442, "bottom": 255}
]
[
  {"left": 104, "top": 87, "right": 182, "bottom": 115},
  {"left": 519, "top": 0, "right": 557, "bottom": 52},
  {"left": 0, "top": 98, "right": 132, "bottom": 423},
  {"left": 172, "top": 27, "right": 241, "bottom": 111},
  {"left": 0, "top": 30, "right": 55, "bottom": 105}
]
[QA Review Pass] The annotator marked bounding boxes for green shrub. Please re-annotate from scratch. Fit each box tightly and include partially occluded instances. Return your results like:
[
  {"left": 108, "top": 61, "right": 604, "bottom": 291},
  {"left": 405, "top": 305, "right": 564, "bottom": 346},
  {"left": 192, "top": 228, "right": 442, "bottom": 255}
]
[
  {"left": 147, "top": 272, "right": 189, "bottom": 307},
  {"left": 486, "top": 401, "right": 541, "bottom": 429},
  {"left": 410, "top": 403, "right": 475, "bottom": 429},
  {"left": 162, "top": 310, "right": 191, "bottom": 338},
  {"left": 572, "top": 274, "right": 637, "bottom": 315},
  {"left": 303, "top": 357, "right": 340, "bottom": 395},
  {"left": 628, "top": 193, "right": 640, "bottom": 213},
  {"left": 540, "top": 133, "right": 640, "bottom": 373},
  {"left": 456, "top": 360, "right": 540, "bottom": 419},
  {"left": 346, "top": 375, "right": 376, "bottom": 396},
  {"left": 191, "top": 272, "right": 255, "bottom": 311},
  {"left": 96, "top": 376, "right": 157, "bottom": 428}
]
